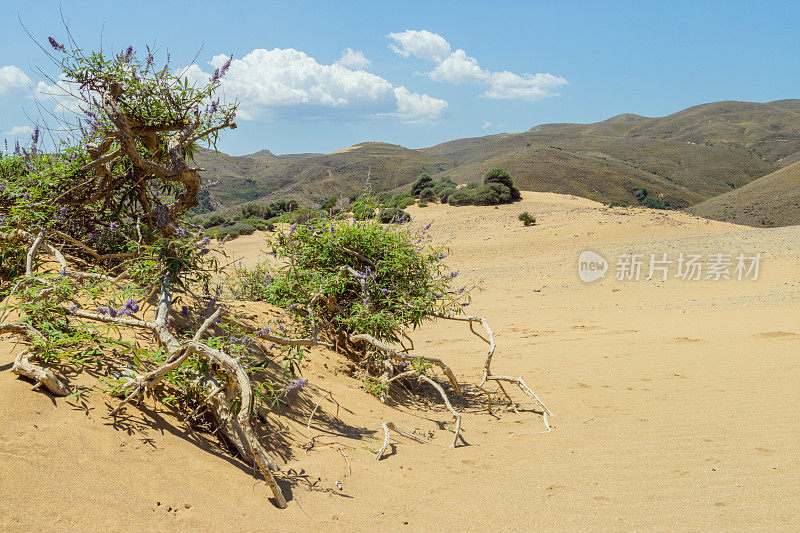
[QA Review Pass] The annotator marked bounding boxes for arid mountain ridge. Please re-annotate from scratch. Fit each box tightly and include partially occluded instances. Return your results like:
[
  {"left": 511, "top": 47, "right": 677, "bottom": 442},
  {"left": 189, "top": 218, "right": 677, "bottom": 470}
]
[{"left": 194, "top": 99, "right": 800, "bottom": 225}]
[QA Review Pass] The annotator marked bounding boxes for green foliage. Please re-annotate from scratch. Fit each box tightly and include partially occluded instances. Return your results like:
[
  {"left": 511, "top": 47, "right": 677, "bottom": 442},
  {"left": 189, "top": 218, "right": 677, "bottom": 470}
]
[
  {"left": 518, "top": 212, "right": 536, "bottom": 226},
  {"left": 228, "top": 218, "right": 471, "bottom": 348},
  {"left": 378, "top": 207, "right": 410, "bottom": 224},
  {"left": 351, "top": 194, "right": 378, "bottom": 220},
  {"left": 444, "top": 168, "right": 520, "bottom": 206},
  {"left": 410, "top": 173, "right": 433, "bottom": 197},
  {"left": 630, "top": 187, "right": 674, "bottom": 210},
  {"left": 483, "top": 167, "right": 521, "bottom": 200},
  {"left": 419, "top": 188, "right": 437, "bottom": 202}
]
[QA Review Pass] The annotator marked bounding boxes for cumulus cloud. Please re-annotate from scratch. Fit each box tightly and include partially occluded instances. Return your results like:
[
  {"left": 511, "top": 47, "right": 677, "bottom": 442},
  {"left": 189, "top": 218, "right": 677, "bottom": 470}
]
[
  {"left": 4, "top": 125, "right": 34, "bottom": 136},
  {"left": 388, "top": 30, "right": 568, "bottom": 101},
  {"left": 334, "top": 47, "right": 371, "bottom": 70},
  {"left": 183, "top": 48, "right": 446, "bottom": 122},
  {"left": 392, "top": 86, "right": 448, "bottom": 122},
  {"left": 0, "top": 66, "right": 32, "bottom": 95}
]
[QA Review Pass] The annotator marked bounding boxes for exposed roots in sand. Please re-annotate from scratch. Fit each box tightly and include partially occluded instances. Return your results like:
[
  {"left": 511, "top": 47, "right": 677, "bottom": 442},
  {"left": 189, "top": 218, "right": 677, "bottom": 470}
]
[
  {"left": 3, "top": 229, "right": 553, "bottom": 507},
  {"left": 0, "top": 233, "right": 343, "bottom": 509}
]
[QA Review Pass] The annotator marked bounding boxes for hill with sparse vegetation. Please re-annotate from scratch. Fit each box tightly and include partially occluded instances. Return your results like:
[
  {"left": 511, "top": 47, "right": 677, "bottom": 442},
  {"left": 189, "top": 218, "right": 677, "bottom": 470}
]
[
  {"left": 687, "top": 159, "right": 800, "bottom": 227},
  {"left": 193, "top": 99, "right": 800, "bottom": 217}
]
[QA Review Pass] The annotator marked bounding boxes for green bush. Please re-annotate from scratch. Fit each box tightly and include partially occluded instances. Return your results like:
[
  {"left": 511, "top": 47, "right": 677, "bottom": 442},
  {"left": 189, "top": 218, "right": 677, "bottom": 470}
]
[
  {"left": 233, "top": 219, "right": 469, "bottom": 344},
  {"left": 446, "top": 188, "right": 476, "bottom": 206},
  {"left": 410, "top": 173, "right": 433, "bottom": 197},
  {"left": 518, "top": 212, "right": 536, "bottom": 226},
  {"left": 483, "top": 168, "right": 521, "bottom": 200},
  {"left": 379, "top": 207, "right": 410, "bottom": 223},
  {"left": 438, "top": 187, "right": 456, "bottom": 203},
  {"left": 641, "top": 196, "right": 668, "bottom": 210},
  {"left": 418, "top": 188, "right": 437, "bottom": 202}
]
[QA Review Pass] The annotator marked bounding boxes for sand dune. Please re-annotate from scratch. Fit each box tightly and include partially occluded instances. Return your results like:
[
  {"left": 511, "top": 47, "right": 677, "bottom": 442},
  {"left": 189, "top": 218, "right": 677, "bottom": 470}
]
[{"left": 2, "top": 192, "right": 798, "bottom": 530}]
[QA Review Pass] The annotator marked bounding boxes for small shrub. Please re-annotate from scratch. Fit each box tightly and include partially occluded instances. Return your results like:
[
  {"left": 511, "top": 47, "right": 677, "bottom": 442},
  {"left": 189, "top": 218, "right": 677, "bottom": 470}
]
[
  {"left": 379, "top": 207, "right": 410, "bottom": 224},
  {"left": 518, "top": 212, "right": 536, "bottom": 226},
  {"left": 410, "top": 173, "right": 433, "bottom": 197},
  {"left": 438, "top": 187, "right": 456, "bottom": 203},
  {"left": 418, "top": 188, "right": 437, "bottom": 202}
]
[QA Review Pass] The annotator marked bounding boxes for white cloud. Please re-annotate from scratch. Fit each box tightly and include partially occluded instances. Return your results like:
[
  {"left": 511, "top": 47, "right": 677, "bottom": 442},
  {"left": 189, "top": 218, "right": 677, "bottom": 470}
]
[
  {"left": 4, "top": 125, "right": 34, "bottom": 136},
  {"left": 429, "top": 49, "right": 488, "bottom": 84},
  {"left": 183, "top": 48, "right": 446, "bottom": 122},
  {"left": 392, "top": 86, "right": 448, "bottom": 122},
  {"left": 389, "top": 30, "right": 568, "bottom": 101},
  {"left": 335, "top": 48, "right": 371, "bottom": 70},
  {"left": 0, "top": 66, "right": 32, "bottom": 94},
  {"left": 483, "top": 71, "right": 567, "bottom": 100},
  {"left": 387, "top": 30, "right": 451, "bottom": 62}
]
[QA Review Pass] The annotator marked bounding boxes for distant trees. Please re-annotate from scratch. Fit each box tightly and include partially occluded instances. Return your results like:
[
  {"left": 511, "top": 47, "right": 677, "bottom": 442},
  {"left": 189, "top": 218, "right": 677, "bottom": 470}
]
[{"left": 441, "top": 168, "right": 521, "bottom": 206}]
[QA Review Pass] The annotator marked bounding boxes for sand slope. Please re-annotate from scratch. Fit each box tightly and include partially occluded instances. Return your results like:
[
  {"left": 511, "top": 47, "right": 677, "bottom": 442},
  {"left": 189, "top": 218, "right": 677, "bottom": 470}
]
[{"left": 2, "top": 192, "right": 799, "bottom": 531}]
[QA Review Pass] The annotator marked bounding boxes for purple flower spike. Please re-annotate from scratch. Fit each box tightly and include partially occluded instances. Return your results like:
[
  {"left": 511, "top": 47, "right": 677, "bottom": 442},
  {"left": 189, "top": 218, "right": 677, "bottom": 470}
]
[
  {"left": 48, "top": 37, "right": 65, "bottom": 52},
  {"left": 125, "top": 298, "right": 140, "bottom": 313},
  {"left": 221, "top": 56, "right": 232, "bottom": 75},
  {"left": 288, "top": 378, "right": 307, "bottom": 390}
]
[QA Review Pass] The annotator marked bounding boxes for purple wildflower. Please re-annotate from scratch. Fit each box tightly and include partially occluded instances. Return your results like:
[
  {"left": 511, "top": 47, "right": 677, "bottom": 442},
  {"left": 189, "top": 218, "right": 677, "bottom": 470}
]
[
  {"left": 59, "top": 268, "right": 66, "bottom": 276},
  {"left": 278, "top": 324, "right": 286, "bottom": 333},
  {"left": 269, "top": 343, "right": 278, "bottom": 350},
  {"left": 214, "top": 318, "right": 222, "bottom": 324},
  {"left": 23, "top": 192, "right": 30, "bottom": 201},
  {"left": 209, "top": 100, "right": 218, "bottom": 114},
  {"left": 97, "top": 307, "right": 109, "bottom": 315},
  {"left": 422, "top": 221, "right": 432, "bottom": 232},
  {"left": 288, "top": 378, "right": 307, "bottom": 390},
  {"left": 220, "top": 56, "right": 232, "bottom": 75},
  {"left": 450, "top": 271, "right": 459, "bottom": 278},
  {"left": 109, "top": 222, "right": 119, "bottom": 231},
  {"left": 125, "top": 298, "right": 140, "bottom": 313},
  {"left": 108, "top": 308, "right": 119, "bottom": 318},
  {"left": 125, "top": 46, "right": 134, "bottom": 59},
  {"left": 48, "top": 37, "right": 65, "bottom": 52},
  {"left": 180, "top": 305, "right": 189, "bottom": 318}
]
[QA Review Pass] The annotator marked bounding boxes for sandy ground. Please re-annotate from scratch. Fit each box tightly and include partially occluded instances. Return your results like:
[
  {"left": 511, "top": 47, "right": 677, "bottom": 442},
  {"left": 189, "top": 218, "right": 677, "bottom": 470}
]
[{"left": 2, "top": 192, "right": 799, "bottom": 531}]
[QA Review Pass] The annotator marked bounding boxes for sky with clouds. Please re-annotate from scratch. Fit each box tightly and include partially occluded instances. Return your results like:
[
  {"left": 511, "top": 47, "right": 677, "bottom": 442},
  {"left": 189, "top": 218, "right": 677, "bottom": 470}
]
[{"left": 1, "top": 1, "right": 798, "bottom": 155}]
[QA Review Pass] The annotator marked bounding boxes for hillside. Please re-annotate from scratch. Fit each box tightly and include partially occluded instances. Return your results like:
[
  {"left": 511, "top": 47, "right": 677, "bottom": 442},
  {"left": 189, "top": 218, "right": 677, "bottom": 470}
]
[
  {"left": 687, "top": 159, "right": 800, "bottom": 227},
  {"left": 193, "top": 99, "right": 800, "bottom": 212}
]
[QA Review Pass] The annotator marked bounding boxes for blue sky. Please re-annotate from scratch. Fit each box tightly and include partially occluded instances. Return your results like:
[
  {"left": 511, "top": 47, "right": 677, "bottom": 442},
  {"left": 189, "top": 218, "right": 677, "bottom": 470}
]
[{"left": 1, "top": 1, "right": 798, "bottom": 155}]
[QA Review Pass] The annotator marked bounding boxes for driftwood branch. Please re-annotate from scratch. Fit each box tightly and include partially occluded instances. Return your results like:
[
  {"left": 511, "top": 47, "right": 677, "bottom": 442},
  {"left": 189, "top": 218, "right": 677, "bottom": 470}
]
[{"left": 0, "top": 323, "right": 70, "bottom": 396}]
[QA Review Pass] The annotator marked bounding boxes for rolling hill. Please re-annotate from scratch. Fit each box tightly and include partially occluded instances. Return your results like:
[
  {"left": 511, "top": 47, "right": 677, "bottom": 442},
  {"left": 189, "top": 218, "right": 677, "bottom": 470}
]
[
  {"left": 192, "top": 99, "right": 800, "bottom": 217},
  {"left": 687, "top": 159, "right": 800, "bottom": 227}
]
